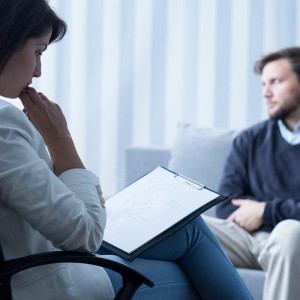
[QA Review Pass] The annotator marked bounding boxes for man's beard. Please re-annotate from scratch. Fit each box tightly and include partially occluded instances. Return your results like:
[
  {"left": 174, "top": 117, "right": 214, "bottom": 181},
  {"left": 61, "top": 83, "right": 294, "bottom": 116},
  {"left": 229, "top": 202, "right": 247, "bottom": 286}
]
[
  {"left": 269, "top": 93, "right": 300, "bottom": 121},
  {"left": 270, "top": 106, "right": 296, "bottom": 120}
]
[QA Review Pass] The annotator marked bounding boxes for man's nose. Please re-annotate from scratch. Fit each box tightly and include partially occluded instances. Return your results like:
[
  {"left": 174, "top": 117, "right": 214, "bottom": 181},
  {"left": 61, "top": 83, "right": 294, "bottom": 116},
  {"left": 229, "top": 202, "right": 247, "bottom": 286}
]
[{"left": 262, "top": 85, "right": 272, "bottom": 98}]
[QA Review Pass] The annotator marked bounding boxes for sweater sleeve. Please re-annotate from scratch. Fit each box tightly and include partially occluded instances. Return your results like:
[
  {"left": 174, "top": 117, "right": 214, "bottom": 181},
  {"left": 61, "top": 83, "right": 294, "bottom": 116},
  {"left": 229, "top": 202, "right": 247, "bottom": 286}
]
[
  {"left": 216, "top": 120, "right": 300, "bottom": 231},
  {"left": 263, "top": 198, "right": 300, "bottom": 226},
  {"left": 216, "top": 131, "right": 257, "bottom": 219},
  {"left": 0, "top": 103, "right": 106, "bottom": 252}
]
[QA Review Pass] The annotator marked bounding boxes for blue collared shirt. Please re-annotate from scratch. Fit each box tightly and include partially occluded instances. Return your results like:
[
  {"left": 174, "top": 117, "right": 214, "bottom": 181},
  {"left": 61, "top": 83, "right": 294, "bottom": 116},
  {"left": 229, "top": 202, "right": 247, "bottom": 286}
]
[{"left": 278, "top": 120, "right": 300, "bottom": 145}]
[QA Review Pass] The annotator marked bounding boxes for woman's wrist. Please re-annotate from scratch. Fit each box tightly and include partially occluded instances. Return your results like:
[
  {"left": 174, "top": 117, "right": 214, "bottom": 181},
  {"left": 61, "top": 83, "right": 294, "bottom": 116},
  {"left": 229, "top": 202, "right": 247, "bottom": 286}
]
[{"left": 47, "top": 135, "right": 85, "bottom": 176}]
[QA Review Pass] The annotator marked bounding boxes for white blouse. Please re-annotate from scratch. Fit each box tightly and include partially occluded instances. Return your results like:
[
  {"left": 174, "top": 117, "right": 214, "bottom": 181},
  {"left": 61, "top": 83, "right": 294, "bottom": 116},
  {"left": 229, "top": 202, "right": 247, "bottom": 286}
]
[{"left": 0, "top": 99, "right": 113, "bottom": 299}]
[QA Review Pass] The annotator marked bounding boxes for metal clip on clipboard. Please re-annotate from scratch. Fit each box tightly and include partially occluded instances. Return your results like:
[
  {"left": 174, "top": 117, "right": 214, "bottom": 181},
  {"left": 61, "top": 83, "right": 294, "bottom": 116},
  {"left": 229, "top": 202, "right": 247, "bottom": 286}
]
[{"left": 174, "top": 173, "right": 205, "bottom": 190}]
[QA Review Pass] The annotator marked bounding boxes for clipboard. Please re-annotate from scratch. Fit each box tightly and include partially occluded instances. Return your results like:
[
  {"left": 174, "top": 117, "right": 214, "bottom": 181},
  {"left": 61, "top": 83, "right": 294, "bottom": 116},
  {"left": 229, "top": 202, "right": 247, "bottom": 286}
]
[{"left": 102, "top": 166, "right": 226, "bottom": 261}]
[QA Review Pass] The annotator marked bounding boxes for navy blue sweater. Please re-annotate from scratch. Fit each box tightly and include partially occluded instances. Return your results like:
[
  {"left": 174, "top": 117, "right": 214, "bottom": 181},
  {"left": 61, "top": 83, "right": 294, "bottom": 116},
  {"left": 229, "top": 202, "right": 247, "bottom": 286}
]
[{"left": 216, "top": 119, "right": 300, "bottom": 232}]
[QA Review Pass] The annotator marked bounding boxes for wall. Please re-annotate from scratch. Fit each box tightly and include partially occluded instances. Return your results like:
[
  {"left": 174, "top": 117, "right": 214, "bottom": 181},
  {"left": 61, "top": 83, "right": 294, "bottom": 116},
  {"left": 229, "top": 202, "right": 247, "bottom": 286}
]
[{"left": 12, "top": 0, "right": 300, "bottom": 195}]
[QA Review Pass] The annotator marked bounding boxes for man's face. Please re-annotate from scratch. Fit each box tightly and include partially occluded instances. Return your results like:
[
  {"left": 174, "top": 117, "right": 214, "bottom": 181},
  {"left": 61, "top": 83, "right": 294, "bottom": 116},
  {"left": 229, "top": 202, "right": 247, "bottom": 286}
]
[{"left": 261, "top": 58, "right": 300, "bottom": 124}]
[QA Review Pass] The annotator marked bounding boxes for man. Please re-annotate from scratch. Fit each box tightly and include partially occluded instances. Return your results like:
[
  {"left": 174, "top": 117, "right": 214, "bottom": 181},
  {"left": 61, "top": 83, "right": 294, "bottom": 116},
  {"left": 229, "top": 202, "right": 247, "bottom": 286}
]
[{"left": 204, "top": 46, "right": 300, "bottom": 300}]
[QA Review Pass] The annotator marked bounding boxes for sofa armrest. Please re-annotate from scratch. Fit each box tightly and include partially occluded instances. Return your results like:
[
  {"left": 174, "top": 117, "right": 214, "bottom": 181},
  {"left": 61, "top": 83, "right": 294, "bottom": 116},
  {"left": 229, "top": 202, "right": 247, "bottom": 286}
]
[{"left": 125, "top": 146, "right": 171, "bottom": 186}]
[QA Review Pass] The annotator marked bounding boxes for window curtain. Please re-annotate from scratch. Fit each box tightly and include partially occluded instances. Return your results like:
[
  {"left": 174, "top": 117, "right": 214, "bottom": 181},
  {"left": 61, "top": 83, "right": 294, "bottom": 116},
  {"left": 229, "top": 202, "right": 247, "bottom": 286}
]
[{"left": 15, "top": 0, "right": 300, "bottom": 196}]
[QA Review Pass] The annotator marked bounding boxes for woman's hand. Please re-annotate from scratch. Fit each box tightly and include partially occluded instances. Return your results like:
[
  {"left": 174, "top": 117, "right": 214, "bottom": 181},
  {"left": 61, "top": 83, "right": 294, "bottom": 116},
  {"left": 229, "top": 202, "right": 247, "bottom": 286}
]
[
  {"left": 20, "top": 87, "right": 69, "bottom": 145},
  {"left": 19, "top": 87, "right": 85, "bottom": 175}
]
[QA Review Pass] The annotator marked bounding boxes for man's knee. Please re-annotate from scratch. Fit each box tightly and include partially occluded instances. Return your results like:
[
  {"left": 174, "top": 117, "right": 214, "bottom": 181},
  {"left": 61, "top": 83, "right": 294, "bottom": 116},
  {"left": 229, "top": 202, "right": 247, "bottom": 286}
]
[{"left": 266, "top": 220, "right": 300, "bottom": 255}]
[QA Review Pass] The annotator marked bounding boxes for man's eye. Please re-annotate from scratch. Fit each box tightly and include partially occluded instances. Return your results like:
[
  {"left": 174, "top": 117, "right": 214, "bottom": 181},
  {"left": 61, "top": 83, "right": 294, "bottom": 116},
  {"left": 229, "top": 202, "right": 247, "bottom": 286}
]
[
  {"left": 273, "top": 78, "right": 280, "bottom": 84},
  {"left": 36, "top": 51, "right": 42, "bottom": 56}
]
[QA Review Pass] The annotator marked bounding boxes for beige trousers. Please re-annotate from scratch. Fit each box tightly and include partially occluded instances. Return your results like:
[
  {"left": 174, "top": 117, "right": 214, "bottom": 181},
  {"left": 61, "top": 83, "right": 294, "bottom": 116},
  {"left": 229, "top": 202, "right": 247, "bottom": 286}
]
[{"left": 203, "top": 215, "right": 300, "bottom": 300}]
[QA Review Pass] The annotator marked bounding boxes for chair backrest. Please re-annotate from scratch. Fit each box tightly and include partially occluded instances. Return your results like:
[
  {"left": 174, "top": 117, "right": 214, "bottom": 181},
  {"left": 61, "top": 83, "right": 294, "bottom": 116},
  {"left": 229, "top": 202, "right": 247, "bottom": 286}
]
[
  {"left": 0, "top": 243, "right": 13, "bottom": 300},
  {"left": 0, "top": 243, "right": 153, "bottom": 300}
]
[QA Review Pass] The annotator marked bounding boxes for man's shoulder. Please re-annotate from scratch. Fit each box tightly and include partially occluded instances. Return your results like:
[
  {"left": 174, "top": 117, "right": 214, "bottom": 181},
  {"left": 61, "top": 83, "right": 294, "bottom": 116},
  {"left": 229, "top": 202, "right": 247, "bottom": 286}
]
[
  {"left": 245, "top": 119, "right": 275, "bottom": 133},
  {"left": 233, "top": 120, "right": 276, "bottom": 149},
  {"left": 239, "top": 119, "right": 276, "bottom": 139}
]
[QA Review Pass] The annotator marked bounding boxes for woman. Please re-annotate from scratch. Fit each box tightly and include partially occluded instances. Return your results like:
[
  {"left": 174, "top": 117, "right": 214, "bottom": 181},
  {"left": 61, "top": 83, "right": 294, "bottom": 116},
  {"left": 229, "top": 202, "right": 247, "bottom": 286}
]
[{"left": 0, "top": 0, "right": 252, "bottom": 299}]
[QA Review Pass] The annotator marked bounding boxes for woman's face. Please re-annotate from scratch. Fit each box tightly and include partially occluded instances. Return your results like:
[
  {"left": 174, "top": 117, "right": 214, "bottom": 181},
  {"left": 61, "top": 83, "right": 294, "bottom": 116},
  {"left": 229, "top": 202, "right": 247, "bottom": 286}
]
[{"left": 0, "top": 31, "right": 52, "bottom": 99}]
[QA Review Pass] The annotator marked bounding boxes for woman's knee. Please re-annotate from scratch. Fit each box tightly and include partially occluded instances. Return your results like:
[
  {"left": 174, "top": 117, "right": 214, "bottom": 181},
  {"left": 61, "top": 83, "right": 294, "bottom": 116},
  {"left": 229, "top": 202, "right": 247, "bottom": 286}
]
[
  {"left": 189, "top": 216, "right": 225, "bottom": 252},
  {"left": 189, "top": 216, "right": 214, "bottom": 239}
]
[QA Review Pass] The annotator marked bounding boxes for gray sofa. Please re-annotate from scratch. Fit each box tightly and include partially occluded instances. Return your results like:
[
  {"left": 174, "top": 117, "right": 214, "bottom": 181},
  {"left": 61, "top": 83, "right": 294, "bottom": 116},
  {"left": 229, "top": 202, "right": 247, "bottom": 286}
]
[{"left": 121, "top": 126, "right": 265, "bottom": 300}]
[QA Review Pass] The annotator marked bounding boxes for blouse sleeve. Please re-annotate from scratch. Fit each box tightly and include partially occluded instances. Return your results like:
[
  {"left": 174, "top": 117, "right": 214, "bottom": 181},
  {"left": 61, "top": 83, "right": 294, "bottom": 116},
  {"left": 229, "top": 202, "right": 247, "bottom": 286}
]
[{"left": 0, "top": 103, "right": 106, "bottom": 252}]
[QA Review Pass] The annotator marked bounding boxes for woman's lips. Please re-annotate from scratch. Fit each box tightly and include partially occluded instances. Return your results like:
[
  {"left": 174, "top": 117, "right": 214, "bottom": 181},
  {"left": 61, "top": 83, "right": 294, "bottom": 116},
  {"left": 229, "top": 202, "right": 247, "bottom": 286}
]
[{"left": 21, "top": 83, "right": 31, "bottom": 93}]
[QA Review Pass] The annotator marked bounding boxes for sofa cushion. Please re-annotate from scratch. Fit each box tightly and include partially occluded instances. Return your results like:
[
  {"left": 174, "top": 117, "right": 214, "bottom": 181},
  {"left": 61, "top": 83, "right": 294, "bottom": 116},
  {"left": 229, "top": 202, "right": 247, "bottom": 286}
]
[{"left": 168, "top": 126, "right": 239, "bottom": 191}]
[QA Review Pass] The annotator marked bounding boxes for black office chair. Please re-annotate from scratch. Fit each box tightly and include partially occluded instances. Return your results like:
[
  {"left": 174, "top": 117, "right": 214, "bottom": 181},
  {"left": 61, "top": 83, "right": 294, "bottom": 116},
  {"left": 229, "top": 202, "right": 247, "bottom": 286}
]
[{"left": 0, "top": 243, "right": 153, "bottom": 300}]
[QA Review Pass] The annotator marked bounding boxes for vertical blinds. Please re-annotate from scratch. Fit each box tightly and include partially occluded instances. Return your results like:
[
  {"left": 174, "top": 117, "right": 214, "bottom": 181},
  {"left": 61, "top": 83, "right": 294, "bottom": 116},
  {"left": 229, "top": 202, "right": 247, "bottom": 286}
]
[{"left": 30, "top": 0, "right": 300, "bottom": 195}]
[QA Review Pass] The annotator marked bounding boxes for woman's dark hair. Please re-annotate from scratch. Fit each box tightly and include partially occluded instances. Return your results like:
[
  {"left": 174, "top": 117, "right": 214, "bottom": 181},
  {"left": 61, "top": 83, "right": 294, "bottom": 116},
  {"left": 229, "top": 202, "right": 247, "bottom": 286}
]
[
  {"left": 254, "top": 47, "right": 300, "bottom": 81},
  {"left": 0, "top": 0, "right": 67, "bottom": 73}
]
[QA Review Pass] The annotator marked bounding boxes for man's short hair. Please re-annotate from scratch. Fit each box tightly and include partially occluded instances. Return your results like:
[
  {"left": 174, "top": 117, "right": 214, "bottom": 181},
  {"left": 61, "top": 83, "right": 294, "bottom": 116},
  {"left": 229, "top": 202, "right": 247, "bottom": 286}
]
[{"left": 254, "top": 47, "right": 300, "bottom": 81}]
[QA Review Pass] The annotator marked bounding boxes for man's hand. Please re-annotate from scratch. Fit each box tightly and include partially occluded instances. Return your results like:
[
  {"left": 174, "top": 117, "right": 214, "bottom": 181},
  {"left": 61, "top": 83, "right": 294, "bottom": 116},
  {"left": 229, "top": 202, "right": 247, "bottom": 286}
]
[{"left": 228, "top": 199, "right": 266, "bottom": 232}]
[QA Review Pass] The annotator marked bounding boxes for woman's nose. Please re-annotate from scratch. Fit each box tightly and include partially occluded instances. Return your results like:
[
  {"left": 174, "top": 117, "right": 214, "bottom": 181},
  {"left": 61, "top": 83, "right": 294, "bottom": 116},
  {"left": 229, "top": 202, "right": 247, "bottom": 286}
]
[{"left": 33, "top": 60, "right": 42, "bottom": 78}]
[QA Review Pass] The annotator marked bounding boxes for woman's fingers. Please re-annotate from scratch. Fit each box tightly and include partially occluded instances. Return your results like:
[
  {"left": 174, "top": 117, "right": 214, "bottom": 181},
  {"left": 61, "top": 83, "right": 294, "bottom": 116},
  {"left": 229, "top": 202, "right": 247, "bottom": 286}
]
[
  {"left": 19, "top": 88, "right": 70, "bottom": 146},
  {"left": 38, "top": 92, "right": 47, "bottom": 99},
  {"left": 20, "top": 87, "right": 49, "bottom": 107},
  {"left": 19, "top": 90, "right": 35, "bottom": 110},
  {"left": 26, "top": 87, "right": 47, "bottom": 105}
]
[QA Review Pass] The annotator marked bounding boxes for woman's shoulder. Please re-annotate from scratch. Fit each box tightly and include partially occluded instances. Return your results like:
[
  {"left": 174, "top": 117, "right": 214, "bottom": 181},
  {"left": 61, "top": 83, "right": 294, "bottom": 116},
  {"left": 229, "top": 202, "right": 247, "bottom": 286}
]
[
  {"left": 0, "top": 98, "right": 40, "bottom": 143},
  {"left": 0, "top": 98, "right": 17, "bottom": 110},
  {"left": 0, "top": 99, "right": 26, "bottom": 122}
]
